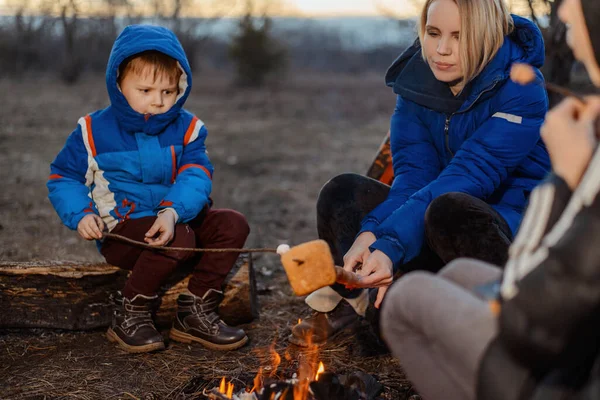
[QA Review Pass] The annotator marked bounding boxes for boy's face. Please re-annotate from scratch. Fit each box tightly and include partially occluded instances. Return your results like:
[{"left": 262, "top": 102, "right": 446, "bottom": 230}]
[{"left": 120, "top": 69, "right": 179, "bottom": 116}]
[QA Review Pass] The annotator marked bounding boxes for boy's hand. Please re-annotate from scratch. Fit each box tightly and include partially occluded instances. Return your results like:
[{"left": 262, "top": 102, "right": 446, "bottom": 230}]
[
  {"left": 541, "top": 96, "right": 600, "bottom": 190},
  {"left": 77, "top": 214, "right": 105, "bottom": 240},
  {"left": 343, "top": 231, "right": 376, "bottom": 273},
  {"left": 145, "top": 210, "right": 177, "bottom": 246}
]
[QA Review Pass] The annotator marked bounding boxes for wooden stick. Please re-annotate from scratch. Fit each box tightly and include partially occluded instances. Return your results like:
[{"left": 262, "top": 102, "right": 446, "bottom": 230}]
[
  {"left": 103, "top": 232, "right": 277, "bottom": 253},
  {"left": 334, "top": 266, "right": 362, "bottom": 288},
  {"left": 510, "top": 63, "right": 587, "bottom": 104},
  {"left": 545, "top": 82, "right": 587, "bottom": 104}
]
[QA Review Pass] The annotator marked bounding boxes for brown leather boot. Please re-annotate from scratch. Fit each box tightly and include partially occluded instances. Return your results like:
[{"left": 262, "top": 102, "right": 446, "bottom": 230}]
[
  {"left": 106, "top": 292, "right": 165, "bottom": 353},
  {"left": 170, "top": 289, "right": 248, "bottom": 350},
  {"left": 289, "top": 300, "right": 359, "bottom": 347}
]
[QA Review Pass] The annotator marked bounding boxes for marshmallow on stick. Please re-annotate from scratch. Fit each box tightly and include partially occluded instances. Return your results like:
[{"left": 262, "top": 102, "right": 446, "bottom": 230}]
[
  {"left": 278, "top": 240, "right": 362, "bottom": 296},
  {"left": 510, "top": 62, "right": 586, "bottom": 103},
  {"left": 510, "top": 62, "right": 537, "bottom": 85}
]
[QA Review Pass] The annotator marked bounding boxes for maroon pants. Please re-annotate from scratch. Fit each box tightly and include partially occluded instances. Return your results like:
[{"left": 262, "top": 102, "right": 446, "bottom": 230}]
[{"left": 100, "top": 208, "right": 250, "bottom": 299}]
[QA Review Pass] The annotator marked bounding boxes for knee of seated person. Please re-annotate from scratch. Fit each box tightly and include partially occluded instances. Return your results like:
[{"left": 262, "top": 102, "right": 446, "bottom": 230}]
[
  {"left": 381, "top": 272, "right": 434, "bottom": 333},
  {"left": 218, "top": 210, "right": 250, "bottom": 240},
  {"left": 169, "top": 225, "right": 197, "bottom": 262},
  {"left": 317, "top": 173, "right": 364, "bottom": 214},
  {"left": 424, "top": 192, "right": 470, "bottom": 229},
  {"left": 438, "top": 258, "right": 471, "bottom": 279},
  {"left": 382, "top": 272, "right": 435, "bottom": 314}
]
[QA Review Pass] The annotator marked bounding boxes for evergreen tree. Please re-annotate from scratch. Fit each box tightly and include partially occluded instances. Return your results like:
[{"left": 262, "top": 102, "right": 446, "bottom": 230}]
[{"left": 229, "top": 1, "right": 287, "bottom": 87}]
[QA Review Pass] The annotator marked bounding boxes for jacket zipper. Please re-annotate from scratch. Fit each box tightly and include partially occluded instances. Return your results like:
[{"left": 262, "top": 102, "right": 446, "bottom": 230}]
[
  {"left": 444, "top": 116, "right": 453, "bottom": 158},
  {"left": 444, "top": 80, "right": 500, "bottom": 160}
]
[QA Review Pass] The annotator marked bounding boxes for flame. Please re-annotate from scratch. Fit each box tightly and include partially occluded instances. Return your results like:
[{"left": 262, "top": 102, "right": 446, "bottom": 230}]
[
  {"left": 298, "top": 318, "right": 302, "bottom": 324},
  {"left": 315, "top": 361, "right": 325, "bottom": 381},
  {"left": 293, "top": 380, "right": 310, "bottom": 400},
  {"left": 218, "top": 377, "right": 234, "bottom": 398},
  {"left": 244, "top": 322, "right": 326, "bottom": 400},
  {"left": 250, "top": 367, "right": 264, "bottom": 393},
  {"left": 268, "top": 341, "right": 281, "bottom": 377}
]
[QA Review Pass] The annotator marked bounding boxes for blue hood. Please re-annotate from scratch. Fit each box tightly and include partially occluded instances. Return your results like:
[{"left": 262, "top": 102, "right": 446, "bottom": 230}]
[
  {"left": 106, "top": 25, "right": 192, "bottom": 135},
  {"left": 385, "top": 15, "right": 545, "bottom": 114}
]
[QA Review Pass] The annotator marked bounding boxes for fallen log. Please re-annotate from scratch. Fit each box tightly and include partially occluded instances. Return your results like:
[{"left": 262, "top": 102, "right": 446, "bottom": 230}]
[{"left": 0, "top": 255, "right": 258, "bottom": 330}]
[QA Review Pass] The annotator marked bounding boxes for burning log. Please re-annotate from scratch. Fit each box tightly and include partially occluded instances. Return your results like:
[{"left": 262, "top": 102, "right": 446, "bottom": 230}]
[
  {"left": 205, "top": 388, "right": 258, "bottom": 400},
  {"left": 201, "top": 328, "right": 384, "bottom": 400},
  {"left": 313, "top": 371, "right": 384, "bottom": 400},
  {"left": 205, "top": 355, "right": 383, "bottom": 400},
  {"left": 0, "top": 255, "right": 258, "bottom": 330},
  {"left": 205, "top": 372, "right": 383, "bottom": 400},
  {"left": 200, "top": 327, "right": 383, "bottom": 399}
]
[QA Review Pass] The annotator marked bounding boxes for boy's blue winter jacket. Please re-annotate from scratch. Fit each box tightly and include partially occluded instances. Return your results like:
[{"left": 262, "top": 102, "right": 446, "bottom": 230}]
[
  {"left": 363, "top": 16, "right": 551, "bottom": 270},
  {"left": 48, "top": 25, "right": 213, "bottom": 233}
]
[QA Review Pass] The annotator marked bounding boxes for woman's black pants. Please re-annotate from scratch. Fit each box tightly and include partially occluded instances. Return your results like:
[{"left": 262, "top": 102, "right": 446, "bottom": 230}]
[{"left": 316, "top": 173, "right": 513, "bottom": 299}]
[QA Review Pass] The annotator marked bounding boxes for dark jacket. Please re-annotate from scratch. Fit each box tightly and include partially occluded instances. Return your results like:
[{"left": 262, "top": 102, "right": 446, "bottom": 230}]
[
  {"left": 477, "top": 144, "right": 600, "bottom": 400},
  {"left": 361, "top": 16, "right": 551, "bottom": 271}
]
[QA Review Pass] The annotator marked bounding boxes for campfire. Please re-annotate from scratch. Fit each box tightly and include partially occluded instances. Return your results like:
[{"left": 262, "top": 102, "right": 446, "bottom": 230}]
[
  {"left": 203, "top": 322, "right": 383, "bottom": 400},
  {"left": 205, "top": 366, "right": 382, "bottom": 400}
]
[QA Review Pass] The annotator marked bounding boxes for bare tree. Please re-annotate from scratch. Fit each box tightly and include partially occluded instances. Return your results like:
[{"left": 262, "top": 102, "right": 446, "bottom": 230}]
[
  {"left": 101, "top": 0, "right": 131, "bottom": 38},
  {"left": 511, "top": 0, "right": 551, "bottom": 26},
  {"left": 0, "top": 0, "right": 56, "bottom": 74},
  {"left": 59, "top": 0, "right": 81, "bottom": 84},
  {"left": 146, "top": 0, "right": 237, "bottom": 70},
  {"left": 0, "top": 0, "right": 237, "bottom": 79},
  {"left": 374, "top": 0, "right": 422, "bottom": 24}
]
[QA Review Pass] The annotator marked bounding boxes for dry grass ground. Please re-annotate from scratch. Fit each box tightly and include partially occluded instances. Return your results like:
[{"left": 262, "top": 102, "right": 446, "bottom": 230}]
[{"left": 0, "top": 71, "right": 419, "bottom": 399}]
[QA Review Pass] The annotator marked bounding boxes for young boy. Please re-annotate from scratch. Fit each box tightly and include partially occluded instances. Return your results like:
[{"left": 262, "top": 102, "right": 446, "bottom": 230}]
[{"left": 47, "top": 25, "right": 250, "bottom": 353}]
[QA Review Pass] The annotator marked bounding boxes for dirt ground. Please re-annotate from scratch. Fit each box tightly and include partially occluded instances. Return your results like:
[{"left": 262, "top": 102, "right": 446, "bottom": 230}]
[{"left": 0, "top": 72, "right": 419, "bottom": 399}]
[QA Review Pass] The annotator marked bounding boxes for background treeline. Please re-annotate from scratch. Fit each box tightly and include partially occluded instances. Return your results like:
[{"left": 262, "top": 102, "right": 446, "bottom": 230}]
[
  {"left": 0, "top": 0, "right": 413, "bottom": 86},
  {"left": 0, "top": 0, "right": 586, "bottom": 98}
]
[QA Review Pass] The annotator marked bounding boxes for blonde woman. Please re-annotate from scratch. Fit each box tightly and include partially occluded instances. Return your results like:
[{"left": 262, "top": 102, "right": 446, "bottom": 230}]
[
  {"left": 291, "top": 0, "right": 549, "bottom": 348},
  {"left": 381, "top": 1, "right": 600, "bottom": 400}
]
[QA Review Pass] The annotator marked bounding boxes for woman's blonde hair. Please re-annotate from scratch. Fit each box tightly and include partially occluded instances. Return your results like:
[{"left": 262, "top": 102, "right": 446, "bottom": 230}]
[{"left": 418, "top": 0, "right": 514, "bottom": 84}]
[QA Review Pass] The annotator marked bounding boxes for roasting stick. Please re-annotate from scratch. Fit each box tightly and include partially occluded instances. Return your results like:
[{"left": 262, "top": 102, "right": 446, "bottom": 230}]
[
  {"left": 102, "top": 234, "right": 361, "bottom": 294},
  {"left": 510, "top": 63, "right": 587, "bottom": 104}
]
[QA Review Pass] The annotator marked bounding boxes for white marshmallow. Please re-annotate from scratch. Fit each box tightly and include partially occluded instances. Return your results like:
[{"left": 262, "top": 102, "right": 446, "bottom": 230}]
[{"left": 276, "top": 244, "right": 291, "bottom": 255}]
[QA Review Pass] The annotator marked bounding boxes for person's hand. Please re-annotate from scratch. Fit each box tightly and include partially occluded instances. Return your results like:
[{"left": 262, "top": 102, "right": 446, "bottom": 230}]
[
  {"left": 343, "top": 232, "right": 377, "bottom": 273},
  {"left": 145, "top": 210, "right": 177, "bottom": 246},
  {"left": 541, "top": 96, "right": 600, "bottom": 190},
  {"left": 77, "top": 214, "right": 104, "bottom": 240},
  {"left": 356, "top": 250, "right": 394, "bottom": 308},
  {"left": 374, "top": 285, "right": 390, "bottom": 309}
]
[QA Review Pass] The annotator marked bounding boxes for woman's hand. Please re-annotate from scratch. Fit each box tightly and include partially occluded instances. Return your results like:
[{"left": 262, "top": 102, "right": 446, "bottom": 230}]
[
  {"left": 541, "top": 96, "right": 600, "bottom": 190},
  {"left": 77, "top": 214, "right": 104, "bottom": 240},
  {"left": 356, "top": 250, "right": 394, "bottom": 308},
  {"left": 343, "top": 231, "right": 377, "bottom": 272},
  {"left": 145, "top": 209, "right": 177, "bottom": 246},
  {"left": 343, "top": 233, "right": 394, "bottom": 307}
]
